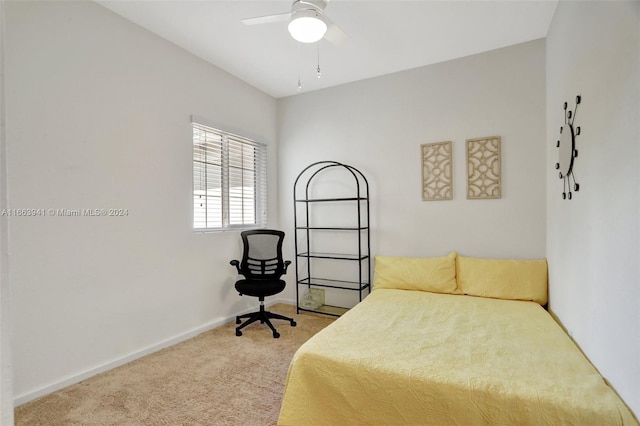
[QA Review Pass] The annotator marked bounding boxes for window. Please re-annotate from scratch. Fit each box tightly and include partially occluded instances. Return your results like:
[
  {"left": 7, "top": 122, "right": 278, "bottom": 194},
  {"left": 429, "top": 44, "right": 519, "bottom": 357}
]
[{"left": 192, "top": 121, "right": 267, "bottom": 231}]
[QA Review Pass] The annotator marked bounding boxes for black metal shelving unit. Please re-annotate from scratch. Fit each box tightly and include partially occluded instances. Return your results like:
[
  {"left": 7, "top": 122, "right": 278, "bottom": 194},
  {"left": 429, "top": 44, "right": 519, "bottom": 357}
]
[{"left": 293, "top": 161, "right": 371, "bottom": 317}]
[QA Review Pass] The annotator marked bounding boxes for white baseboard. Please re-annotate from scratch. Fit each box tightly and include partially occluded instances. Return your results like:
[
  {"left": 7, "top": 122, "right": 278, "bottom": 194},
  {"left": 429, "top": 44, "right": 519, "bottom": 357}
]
[{"left": 14, "top": 298, "right": 297, "bottom": 407}]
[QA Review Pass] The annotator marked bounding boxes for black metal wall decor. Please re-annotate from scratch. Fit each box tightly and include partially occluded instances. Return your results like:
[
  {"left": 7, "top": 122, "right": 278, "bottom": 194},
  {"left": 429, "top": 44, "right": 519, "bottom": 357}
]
[{"left": 555, "top": 95, "right": 582, "bottom": 200}]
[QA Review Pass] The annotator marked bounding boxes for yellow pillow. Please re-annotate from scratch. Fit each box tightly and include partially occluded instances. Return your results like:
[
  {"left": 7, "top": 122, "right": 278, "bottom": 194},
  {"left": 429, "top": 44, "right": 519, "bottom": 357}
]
[
  {"left": 456, "top": 256, "right": 548, "bottom": 305},
  {"left": 373, "top": 252, "right": 457, "bottom": 294}
]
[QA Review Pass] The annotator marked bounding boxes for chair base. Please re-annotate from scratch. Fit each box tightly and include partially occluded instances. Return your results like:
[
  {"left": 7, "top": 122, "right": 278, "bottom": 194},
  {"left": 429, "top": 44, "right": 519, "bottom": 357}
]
[{"left": 235, "top": 301, "right": 296, "bottom": 338}]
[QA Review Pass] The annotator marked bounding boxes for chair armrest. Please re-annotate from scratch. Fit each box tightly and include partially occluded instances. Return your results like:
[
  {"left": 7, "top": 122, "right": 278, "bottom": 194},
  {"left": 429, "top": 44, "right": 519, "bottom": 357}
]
[
  {"left": 230, "top": 260, "right": 241, "bottom": 274},
  {"left": 283, "top": 260, "right": 292, "bottom": 274}
]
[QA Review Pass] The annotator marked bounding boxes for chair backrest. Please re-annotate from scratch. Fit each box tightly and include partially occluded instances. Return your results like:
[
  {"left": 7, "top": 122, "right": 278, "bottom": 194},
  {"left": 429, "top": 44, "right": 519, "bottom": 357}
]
[{"left": 239, "top": 229, "right": 286, "bottom": 280}]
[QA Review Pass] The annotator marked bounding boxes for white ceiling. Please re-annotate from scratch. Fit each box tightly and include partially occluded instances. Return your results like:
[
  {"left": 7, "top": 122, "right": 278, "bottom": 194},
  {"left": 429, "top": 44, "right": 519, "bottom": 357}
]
[{"left": 97, "top": 0, "right": 558, "bottom": 98}]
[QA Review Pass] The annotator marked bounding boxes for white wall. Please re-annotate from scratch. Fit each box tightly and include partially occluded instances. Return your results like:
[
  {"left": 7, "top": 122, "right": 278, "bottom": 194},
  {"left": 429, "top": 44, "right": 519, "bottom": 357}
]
[
  {"left": 5, "top": 1, "right": 278, "bottom": 403},
  {"left": 0, "top": 0, "right": 14, "bottom": 423},
  {"left": 546, "top": 1, "right": 639, "bottom": 417},
  {"left": 277, "top": 40, "right": 547, "bottom": 303}
]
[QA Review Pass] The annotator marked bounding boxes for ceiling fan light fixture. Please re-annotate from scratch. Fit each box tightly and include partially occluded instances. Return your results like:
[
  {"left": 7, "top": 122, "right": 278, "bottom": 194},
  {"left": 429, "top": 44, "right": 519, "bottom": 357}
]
[{"left": 288, "top": 9, "right": 327, "bottom": 43}]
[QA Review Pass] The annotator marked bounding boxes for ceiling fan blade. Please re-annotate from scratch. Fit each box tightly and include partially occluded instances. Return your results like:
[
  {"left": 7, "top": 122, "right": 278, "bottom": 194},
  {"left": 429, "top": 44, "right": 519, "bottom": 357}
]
[
  {"left": 242, "top": 12, "right": 290, "bottom": 26},
  {"left": 323, "top": 19, "right": 349, "bottom": 46}
]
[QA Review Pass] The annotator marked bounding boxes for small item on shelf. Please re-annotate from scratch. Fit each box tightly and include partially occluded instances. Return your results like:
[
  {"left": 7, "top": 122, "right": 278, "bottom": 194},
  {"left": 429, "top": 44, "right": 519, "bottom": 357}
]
[{"left": 300, "top": 288, "right": 325, "bottom": 309}]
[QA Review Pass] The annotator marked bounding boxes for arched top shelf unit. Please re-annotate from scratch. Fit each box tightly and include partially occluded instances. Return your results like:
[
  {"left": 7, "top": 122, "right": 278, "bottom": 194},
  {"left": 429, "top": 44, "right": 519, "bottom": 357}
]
[
  {"left": 294, "top": 161, "right": 370, "bottom": 205},
  {"left": 293, "top": 161, "right": 371, "bottom": 317}
]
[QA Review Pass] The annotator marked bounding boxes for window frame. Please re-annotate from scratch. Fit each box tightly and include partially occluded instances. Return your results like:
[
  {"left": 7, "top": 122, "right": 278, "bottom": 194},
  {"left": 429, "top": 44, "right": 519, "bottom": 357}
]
[{"left": 192, "top": 119, "right": 267, "bottom": 233}]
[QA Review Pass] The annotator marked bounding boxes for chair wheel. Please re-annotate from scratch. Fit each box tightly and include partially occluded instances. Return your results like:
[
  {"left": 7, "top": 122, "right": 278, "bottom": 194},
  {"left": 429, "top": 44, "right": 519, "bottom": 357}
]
[
  {"left": 236, "top": 329, "right": 242, "bottom": 337},
  {"left": 273, "top": 332, "right": 280, "bottom": 338},
  {"left": 235, "top": 317, "right": 241, "bottom": 324},
  {"left": 291, "top": 320, "right": 297, "bottom": 327}
]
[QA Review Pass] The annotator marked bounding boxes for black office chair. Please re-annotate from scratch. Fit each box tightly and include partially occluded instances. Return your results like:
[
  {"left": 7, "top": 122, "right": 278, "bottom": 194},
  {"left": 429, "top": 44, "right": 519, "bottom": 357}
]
[{"left": 230, "top": 229, "right": 297, "bottom": 338}]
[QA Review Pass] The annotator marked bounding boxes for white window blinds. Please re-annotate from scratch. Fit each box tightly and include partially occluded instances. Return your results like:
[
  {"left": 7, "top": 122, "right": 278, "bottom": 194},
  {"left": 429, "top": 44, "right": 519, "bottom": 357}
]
[{"left": 192, "top": 122, "right": 267, "bottom": 231}]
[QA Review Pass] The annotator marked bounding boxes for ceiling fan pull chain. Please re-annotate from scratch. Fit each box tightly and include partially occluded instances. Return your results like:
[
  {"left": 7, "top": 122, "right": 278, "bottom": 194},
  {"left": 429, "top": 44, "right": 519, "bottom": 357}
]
[
  {"left": 297, "top": 42, "right": 303, "bottom": 92},
  {"left": 317, "top": 42, "right": 322, "bottom": 79}
]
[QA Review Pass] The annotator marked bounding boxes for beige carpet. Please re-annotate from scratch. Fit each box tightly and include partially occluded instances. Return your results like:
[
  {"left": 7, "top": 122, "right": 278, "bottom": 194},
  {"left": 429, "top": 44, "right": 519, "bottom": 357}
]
[{"left": 15, "top": 304, "right": 335, "bottom": 426}]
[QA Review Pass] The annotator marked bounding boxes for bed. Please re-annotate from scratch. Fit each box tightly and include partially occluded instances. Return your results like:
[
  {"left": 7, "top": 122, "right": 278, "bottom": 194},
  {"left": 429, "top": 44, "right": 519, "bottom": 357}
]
[{"left": 278, "top": 252, "right": 637, "bottom": 425}]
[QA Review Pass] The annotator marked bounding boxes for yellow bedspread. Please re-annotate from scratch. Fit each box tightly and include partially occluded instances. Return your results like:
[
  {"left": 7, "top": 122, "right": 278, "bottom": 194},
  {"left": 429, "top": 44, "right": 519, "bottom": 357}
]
[{"left": 279, "top": 289, "right": 637, "bottom": 425}]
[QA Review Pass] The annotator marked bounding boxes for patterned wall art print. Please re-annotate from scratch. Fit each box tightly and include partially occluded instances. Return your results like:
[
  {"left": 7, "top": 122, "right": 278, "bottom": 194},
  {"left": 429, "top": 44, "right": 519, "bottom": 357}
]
[
  {"left": 421, "top": 141, "right": 453, "bottom": 201},
  {"left": 466, "top": 136, "right": 501, "bottom": 199}
]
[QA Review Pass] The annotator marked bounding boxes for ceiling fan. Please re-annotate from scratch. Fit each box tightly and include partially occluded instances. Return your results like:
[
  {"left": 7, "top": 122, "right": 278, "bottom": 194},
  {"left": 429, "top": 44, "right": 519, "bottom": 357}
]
[{"left": 242, "top": 0, "right": 349, "bottom": 46}]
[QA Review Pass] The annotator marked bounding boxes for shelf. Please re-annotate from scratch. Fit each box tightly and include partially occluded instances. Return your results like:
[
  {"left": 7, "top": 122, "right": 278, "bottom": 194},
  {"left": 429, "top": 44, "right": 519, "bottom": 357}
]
[
  {"left": 294, "top": 161, "right": 371, "bottom": 318},
  {"left": 296, "top": 226, "right": 369, "bottom": 231},
  {"left": 295, "top": 197, "right": 367, "bottom": 203},
  {"left": 298, "top": 277, "right": 370, "bottom": 291},
  {"left": 298, "top": 304, "right": 350, "bottom": 317},
  {"left": 297, "top": 252, "right": 369, "bottom": 261}
]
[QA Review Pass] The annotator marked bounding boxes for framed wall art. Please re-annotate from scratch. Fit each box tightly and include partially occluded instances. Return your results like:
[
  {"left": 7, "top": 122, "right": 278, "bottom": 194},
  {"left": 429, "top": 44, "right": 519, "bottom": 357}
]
[
  {"left": 466, "top": 136, "right": 501, "bottom": 199},
  {"left": 421, "top": 141, "right": 453, "bottom": 201}
]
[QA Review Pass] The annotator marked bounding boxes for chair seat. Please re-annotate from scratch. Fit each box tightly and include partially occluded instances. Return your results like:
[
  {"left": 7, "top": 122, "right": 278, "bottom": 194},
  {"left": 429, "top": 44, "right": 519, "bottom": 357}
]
[{"left": 235, "top": 279, "right": 286, "bottom": 298}]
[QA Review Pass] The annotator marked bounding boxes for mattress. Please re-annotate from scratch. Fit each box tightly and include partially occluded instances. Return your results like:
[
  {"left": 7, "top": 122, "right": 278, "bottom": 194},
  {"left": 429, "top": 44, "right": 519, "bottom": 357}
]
[{"left": 278, "top": 288, "right": 637, "bottom": 425}]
